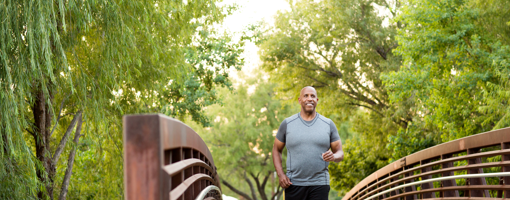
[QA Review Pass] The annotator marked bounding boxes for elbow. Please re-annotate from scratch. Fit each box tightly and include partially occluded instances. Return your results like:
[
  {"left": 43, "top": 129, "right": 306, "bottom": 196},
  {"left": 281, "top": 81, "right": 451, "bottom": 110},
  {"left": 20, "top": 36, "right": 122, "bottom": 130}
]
[
  {"left": 272, "top": 144, "right": 280, "bottom": 156},
  {"left": 334, "top": 151, "right": 344, "bottom": 163}
]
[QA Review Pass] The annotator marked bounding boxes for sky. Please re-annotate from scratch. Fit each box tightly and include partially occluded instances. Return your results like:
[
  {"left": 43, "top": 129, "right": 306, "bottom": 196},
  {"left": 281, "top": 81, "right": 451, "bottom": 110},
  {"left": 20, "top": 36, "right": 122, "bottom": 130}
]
[
  {"left": 218, "top": 0, "right": 291, "bottom": 82},
  {"left": 217, "top": 0, "right": 290, "bottom": 199}
]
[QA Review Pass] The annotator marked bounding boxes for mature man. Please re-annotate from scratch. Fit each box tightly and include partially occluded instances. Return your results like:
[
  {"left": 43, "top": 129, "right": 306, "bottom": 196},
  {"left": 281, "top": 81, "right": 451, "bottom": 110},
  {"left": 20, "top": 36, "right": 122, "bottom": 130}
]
[{"left": 272, "top": 86, "right": 344, "bottom": 200}]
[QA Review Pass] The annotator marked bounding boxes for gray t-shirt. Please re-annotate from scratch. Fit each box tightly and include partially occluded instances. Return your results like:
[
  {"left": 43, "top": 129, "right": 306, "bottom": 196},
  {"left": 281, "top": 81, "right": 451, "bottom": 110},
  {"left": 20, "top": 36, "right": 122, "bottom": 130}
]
[{"left": 276, "top": 113, "right": 340, "bottom": 186}]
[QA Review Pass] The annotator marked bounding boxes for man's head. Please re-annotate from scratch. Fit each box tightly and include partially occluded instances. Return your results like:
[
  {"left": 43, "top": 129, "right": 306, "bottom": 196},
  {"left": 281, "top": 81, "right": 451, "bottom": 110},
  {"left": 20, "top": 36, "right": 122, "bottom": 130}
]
[{"left": 298, "top": 86, "right": 319, "bottom": 114}]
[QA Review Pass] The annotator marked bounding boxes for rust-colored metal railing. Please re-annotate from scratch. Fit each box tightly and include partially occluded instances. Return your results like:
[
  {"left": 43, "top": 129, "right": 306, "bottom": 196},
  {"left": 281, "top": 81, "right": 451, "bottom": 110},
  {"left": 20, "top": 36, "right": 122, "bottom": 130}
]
[
  {"left": 343, "top": 128, "right": 510, "bottom": 200},
  {"left": 123, "top": 114, "right": 221, "bottom": 200}
]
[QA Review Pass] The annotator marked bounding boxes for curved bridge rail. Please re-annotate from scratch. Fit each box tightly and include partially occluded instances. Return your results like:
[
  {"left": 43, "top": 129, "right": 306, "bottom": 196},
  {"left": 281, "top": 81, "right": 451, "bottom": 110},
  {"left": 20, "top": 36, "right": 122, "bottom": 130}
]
[
  {"left": 343, "top": 128, "right": 510, "bottom": 200},
  {"left": 123, "top": 114, "right": 221, "bottom": 200}
]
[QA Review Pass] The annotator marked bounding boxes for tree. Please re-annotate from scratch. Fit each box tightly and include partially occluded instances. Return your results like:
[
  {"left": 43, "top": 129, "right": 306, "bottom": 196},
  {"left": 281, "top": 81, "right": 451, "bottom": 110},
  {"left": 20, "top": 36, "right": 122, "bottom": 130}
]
[
  {"left": 383, "top": 0, "right": 510, "bottom": 155},
  {"left": 259, "top": 0, "right": 409, "bottom": 127},
  {"left": 256, "top": 0, "right": 406, "bottom": 195},
  {"left": 189, "top": 75, "right": 295, "bottom": 200},
  {"left": 0, "top": 0, "right": 243, "bottom": 199},
  {"left": 258, "top": 0, "right": 510, "bottom": 195},
  {"left": 329, "top": 133, "right": 387, "bottom": 196}
]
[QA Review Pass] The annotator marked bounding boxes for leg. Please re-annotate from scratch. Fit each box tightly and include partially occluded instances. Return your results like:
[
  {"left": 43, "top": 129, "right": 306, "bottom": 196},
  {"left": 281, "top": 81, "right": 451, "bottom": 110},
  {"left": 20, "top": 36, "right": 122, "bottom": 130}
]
[
  {"left": 285, "top": 185, "right": 307, "bottom": 200},
  {"left": 307, "top": 185, "right": 330, "bottom": 200}
]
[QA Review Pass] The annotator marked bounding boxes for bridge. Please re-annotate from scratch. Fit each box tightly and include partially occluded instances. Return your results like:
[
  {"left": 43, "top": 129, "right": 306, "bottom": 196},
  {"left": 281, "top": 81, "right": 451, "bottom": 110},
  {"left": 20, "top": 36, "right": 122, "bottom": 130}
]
[
  {"left": 342, "top": 128, "right": 510, "bottom": 200},
  {"left": 122, "top": 114, "right": 510, "bottom": 200},
  {"left": 123, "top": 114, "right": 221, "bottom": 200}
]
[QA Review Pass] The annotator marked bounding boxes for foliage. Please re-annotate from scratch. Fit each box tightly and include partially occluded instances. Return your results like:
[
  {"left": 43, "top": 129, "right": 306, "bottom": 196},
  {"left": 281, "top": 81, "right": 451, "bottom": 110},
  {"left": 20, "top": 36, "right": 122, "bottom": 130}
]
[
  {"left": 386, "top": 126, "right": 436, "bottom": 162},
  {"left": 382, "top": 0, "right": 510, "bottom": 147},
  {"left": 3, "top": 0, "right": 510, "bottom": 198},
  {"left": 257, "top": 0, "right": 405, "bottom": 195},
  {"left": 0, "top": 0, "right": 243, "bottom": 199},
  {"left": 258, "top": 0, "right": 406, "bottom": 126},
  {"left": 328, "top": 111, "right": 390, "bottom": 196},
  {"left": 259, "top": 0, "right": 510, "bottom": 196},
  {"left": 329, "top": 134, "right": 388, "bottom": 196},
  {"left": 189, "top": 74, "right": 295, "bottom": 200}
]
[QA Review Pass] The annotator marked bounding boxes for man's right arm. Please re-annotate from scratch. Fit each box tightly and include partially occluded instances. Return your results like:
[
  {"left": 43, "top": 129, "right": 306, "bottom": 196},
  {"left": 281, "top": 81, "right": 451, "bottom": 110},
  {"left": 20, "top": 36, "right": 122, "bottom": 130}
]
[{"left": 272, "top": 138, "right": 292, "bottom": 188}]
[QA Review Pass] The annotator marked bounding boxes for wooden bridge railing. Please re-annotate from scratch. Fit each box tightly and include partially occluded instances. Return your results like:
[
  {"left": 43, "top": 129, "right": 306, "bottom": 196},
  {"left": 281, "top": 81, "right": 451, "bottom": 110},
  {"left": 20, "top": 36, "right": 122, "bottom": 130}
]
[
  {"left": 343, "top": 127, "right": 510, "bottom": 200},
  {"left": 123, "top": 114, "right": 221, "bottom": 200}
]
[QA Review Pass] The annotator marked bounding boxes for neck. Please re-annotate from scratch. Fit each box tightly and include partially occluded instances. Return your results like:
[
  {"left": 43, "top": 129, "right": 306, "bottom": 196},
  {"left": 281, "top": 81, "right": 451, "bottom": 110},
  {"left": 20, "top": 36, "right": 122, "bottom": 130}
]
[{"left": 300, "top": 110, "right": 316, "bottom": 121}]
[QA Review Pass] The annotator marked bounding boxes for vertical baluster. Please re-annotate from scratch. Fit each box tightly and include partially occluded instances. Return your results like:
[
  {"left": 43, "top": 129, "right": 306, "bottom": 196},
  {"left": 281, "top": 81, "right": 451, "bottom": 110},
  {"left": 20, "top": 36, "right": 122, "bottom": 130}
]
[
  {"left": 420, "top": 159, "right": 435, "bottom": 199},
  {"left": 183, "top": 148, "right": 194, "bottom": 200},
  {"left": 361, "top": 186, "right": 367, "bottom": 200},
  {"left": 384, "top": 179, "right": 390, "bottom": 199},
  {"left": 368, "top": 181, "right": 378, "bottom": 200},
  {"left": 166, "top": 149, "right": 173, "bottom": 192},
  {"left": 467, "top": 148, "right": 490, "bottom": 197},
  {"left": 181, "top": 168, "right": 185, "bottom": 200},
  {"left": 441, "top": 154, "right": 459, "bottom": 197},
  {"left": 377, "top": 181, "right": 385, "bottom": 200},
  {"left": 499, "top": 142, "right": 510, "bottom": 198},
  {"left": 171, "top": 149, "right": 183, "bottom": 191},
  {"left": 404, "top": 167, "right": 417, "bottom": 200},
  {"left": 390, "top": 174, "right": 401, "bottom": 200},
  {"left": 366, "top": 183, "right": 372, "bottom": 200}
]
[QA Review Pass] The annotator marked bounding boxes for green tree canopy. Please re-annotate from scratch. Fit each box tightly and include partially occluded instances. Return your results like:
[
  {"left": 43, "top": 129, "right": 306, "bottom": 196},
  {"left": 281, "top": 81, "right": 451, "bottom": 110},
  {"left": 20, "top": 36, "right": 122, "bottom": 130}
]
[
  {"left": 0, "top": 0, "right": 244, "bottom": 199},
  {"left": 256, "top": 0, "right": 405, "bottom": 195},
  {"left": 257, "top": 0, "right": 510, "bottom": 196},
  {"left": 189, "top": 74, "right": 295, "bottom": 200},
  {"left": 384, "top": 0, "right": 510, "bottom": 159}
]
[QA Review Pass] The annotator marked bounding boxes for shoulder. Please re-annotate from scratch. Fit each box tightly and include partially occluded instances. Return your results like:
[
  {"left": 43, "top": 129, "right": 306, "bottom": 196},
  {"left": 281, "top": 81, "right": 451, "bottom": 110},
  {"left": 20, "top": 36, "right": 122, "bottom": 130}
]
[
  {"left": 316, "top": 113, "right": 332, "bottom": 125},
  {"left": 284, "top": 113, "right": 300, "bottom": 125}
]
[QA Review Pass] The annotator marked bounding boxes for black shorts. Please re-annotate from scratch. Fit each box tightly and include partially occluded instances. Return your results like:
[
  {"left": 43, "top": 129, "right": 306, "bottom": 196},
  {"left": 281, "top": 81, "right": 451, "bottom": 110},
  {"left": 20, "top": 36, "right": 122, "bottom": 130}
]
[{"left": 284, "top": 185, "right": 330, "bottom": 200}]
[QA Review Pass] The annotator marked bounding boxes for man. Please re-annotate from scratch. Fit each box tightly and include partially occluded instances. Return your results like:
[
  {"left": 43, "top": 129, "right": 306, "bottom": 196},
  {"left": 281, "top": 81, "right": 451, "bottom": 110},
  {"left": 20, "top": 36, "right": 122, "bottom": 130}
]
[{"left": 272, "top": 86, "right": 344, "bottom": 200}]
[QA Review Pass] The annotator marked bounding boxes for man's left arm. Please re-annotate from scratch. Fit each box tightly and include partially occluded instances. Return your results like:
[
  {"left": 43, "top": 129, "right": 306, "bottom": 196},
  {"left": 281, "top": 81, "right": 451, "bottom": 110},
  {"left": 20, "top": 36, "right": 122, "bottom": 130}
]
[
  {"left": 322, "top": 120, "right": 344, "bottom": 162},
  {"left": 322, "top": 140, "right": 344, "bottom": 162}
]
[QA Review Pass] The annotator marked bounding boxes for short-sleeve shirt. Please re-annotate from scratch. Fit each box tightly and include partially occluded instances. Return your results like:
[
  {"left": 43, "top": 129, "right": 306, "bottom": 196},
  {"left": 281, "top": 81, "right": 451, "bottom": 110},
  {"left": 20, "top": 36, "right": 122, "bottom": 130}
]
[{"left": 276, "top": 113, "right": 340, "bottom": 186}]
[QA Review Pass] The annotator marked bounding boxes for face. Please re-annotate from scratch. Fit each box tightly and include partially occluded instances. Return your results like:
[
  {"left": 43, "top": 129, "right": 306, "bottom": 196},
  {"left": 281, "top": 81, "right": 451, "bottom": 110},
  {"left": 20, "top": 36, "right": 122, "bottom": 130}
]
[{"left": 298, "top": 87, "right": 319, "bottom": 113}]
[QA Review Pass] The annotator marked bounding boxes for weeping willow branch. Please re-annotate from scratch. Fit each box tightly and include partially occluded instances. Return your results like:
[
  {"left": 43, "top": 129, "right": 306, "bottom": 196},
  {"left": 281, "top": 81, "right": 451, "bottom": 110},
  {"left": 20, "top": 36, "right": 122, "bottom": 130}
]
[{"left": 49, "top": 93, "right": 70, "bottom": 138}]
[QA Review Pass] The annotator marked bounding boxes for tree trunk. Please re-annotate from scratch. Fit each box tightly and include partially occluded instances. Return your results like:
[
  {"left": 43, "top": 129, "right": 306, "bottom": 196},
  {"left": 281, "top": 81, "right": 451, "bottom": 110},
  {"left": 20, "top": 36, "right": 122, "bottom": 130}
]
[
  {"left": 222, "top": 172, "right": 278, "bottom": 200},
  {"left": 244, "top": 173, "right": 258, "bottom": 200},
  {"left": 250, "top": 172, "right": 270, "bottom": 200},
  {"left": 270, "top": 186, "right": 283, "bottom": 200},
  {"left": 33, "top": 88, "right": 53, "bottom": 199},
  {"left": 32, "top": 86, "right": 80, "bottom": 200},
  {"left": 58, "top": 114, "right": 83, "bottom": 200},
  {"left": 222, "top": 180, "right": 253, "bottom": 200}
]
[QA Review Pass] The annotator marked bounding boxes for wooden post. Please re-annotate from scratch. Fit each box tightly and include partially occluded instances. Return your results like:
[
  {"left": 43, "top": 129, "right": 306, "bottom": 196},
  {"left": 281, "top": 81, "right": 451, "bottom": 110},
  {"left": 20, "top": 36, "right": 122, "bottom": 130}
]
[
  {"left": 420, "top": 159, "right": 436, "bottom": 199},
  {"left": 404, "top": 169, "right": 417, "bottom": 200},
  {"left": 441, "top": 154, "right": 459, "bottom": 197},
  {"left": 501, "top": 142, "right": 510, "bottom": 198},
  {"left": 123, "top": 115, "right": 169, "bottom": 200},
  {"left": 467, "top": 148, "right": 489, "bottom": 197}
]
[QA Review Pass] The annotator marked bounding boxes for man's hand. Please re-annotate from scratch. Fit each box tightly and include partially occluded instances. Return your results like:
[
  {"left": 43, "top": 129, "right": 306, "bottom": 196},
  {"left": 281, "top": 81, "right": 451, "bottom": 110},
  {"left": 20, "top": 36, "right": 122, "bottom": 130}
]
[
  {"left": 322, "top": 150, "right": 335, "bottom": 162},
  {"left": 278, "top": 173, "right": 293, "bottom": 188},
  {"left": 273, "top": 138, "right": 292, "bottom": 188},
  {"left": 323, "top": 140, "right": 344, "bottom": 162}
]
